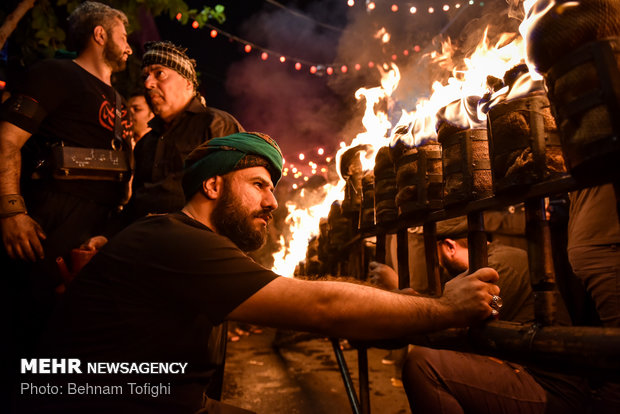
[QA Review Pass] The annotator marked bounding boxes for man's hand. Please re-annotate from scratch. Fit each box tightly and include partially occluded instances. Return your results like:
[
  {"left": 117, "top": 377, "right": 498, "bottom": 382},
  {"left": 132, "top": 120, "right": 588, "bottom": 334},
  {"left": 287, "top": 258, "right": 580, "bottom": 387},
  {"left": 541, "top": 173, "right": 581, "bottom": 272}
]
[
  {"left": 368, "top": 261, "right": 399, "bottom": 290},
  {"left": 439, "top": 267, "right": 500, "bottom": 326},
  {"left": 1, "top": 213, "right": 46, "bottom": 261},
  {"left": 81, "top": 235, "right": 108, "bottom": 251}
]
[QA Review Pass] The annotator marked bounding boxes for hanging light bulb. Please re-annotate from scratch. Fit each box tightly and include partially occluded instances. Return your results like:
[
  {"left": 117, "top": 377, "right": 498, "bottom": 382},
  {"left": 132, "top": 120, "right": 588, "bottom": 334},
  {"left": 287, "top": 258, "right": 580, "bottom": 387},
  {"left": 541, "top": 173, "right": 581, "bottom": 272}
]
[
  {"left": 310, "top": 66, "right": 317, "bottom": 74},
  {"left": 354, "top": 63, "right": 361, "bottom": 71},
  {"left": 244, "top": 44, "right": 252, "bottom": 53},
  {"left": 347, "top": 0, "right": 355, "bottom": 6},
  {"left": 295, "top": 62, "right": 302, "bottom": 70},
  {"left": 391, "top": 4, "right": 398, "bottom": 12},
  {"left": 326, "top": 67, "right": 334, "bottom": 75},
  {"left": 176, "top": 12, "right": 182, "bottom": 21},
  {"left": 210, "top": 29, "right": 217, "bottom": 38},
  {"left": 192, "top": 21, "right": 199, "bottom": 29},
  {"left": 279, "top": 56, "right": 286, "bottom": 63},
  {"left": 409, "top": 6, "right": 417, "bottom": 14},
  {"left": 340, "top": 65, "right": 348, "bottom": 73},
  {"left": 368, "top": 61, "right": 375, "bottom": 68},
  {"left": 261, "top": 52, "right": 268, "bottom": 60}
]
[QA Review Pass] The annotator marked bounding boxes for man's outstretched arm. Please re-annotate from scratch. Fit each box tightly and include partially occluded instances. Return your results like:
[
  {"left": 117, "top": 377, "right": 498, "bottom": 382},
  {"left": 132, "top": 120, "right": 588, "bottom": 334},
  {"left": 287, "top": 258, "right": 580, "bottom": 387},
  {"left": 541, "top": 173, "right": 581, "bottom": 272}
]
[{"left": 227, "top": 267, "right": 499, "bottom": 340}]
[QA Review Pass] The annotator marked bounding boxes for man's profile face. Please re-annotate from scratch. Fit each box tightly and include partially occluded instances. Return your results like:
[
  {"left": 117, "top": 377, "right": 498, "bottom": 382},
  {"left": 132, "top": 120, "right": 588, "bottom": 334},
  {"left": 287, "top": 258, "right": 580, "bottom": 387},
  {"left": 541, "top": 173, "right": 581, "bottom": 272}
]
[
  {"left": 103, "top": 18, "right": 131, "bottom": 72},
  {"left": 142, "top": 64, "right": 194, "bottom": 123},
  {"left": 211, "top": 167, "right": 278, "bottom": 252},
  {"left": 128, "top": 95, "right": 153, "bottom": 140}
]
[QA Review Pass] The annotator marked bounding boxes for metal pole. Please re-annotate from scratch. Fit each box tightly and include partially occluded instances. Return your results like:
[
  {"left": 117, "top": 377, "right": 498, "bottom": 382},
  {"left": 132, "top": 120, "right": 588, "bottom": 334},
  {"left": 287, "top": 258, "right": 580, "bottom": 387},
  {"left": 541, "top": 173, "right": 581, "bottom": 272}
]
[{"left": 330, "top": 338, "right": 362, "bottom": 414}]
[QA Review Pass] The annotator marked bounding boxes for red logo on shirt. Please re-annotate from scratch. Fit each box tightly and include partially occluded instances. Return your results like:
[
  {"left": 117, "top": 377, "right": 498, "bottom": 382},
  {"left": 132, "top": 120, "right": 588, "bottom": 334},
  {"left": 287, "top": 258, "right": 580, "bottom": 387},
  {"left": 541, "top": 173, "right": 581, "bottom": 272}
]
[
  {"left": 99, "top": 98, "right": 132, "bottom": 141},
  {"left": 99, "top": 100, "right": 115, "bottom": 131}
]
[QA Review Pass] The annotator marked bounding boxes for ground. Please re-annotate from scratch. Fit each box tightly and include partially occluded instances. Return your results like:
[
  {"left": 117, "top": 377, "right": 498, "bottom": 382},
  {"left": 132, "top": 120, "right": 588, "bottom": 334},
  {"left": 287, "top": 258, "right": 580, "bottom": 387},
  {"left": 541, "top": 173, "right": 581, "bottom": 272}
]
[{"left": 222, "top": 327, "right": 411, "bottom": 414}]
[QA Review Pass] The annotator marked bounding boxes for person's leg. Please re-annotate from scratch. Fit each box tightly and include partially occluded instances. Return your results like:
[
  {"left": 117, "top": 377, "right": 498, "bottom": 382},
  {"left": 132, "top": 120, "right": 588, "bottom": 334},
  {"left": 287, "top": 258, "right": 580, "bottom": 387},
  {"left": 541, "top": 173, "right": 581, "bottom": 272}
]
[{"left": 402, "top": 347, "right": 547, "bottom": 414}]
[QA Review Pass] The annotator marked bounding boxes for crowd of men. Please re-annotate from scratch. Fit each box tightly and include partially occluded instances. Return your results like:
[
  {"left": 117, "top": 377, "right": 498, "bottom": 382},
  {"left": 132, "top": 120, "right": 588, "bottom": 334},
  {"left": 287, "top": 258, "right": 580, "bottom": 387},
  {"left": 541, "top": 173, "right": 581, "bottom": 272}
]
[{"left": 1, "top": 1, "right": 618, "bottom": 413}]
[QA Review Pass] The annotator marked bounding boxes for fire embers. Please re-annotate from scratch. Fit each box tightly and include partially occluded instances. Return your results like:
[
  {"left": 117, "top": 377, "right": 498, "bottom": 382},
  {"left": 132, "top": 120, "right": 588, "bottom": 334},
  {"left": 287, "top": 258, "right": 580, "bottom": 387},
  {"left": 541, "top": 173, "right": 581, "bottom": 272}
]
[
  {"left": 373, "top": 147, "right": 398, "bottom": 224},
  {"left": 524, "top": 0, "right": 620, "bottom": 177},
  {"left": 437, "top": 122, "right": 492, "bottom": 205},
  {"left": 390, "top": 139, "right": 443, "bottom": 215},
  {"left": 487, "top": 91, "right": 566, "bottom": 192}
]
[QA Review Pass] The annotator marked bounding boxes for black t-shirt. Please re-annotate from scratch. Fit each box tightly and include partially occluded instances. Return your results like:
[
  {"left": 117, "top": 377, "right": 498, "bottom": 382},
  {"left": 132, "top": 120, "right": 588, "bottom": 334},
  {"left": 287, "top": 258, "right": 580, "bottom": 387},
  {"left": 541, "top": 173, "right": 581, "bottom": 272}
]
[
  {"left": 30, "top": 212, "right": 277, "bottom": 413},
  {"left": 0, "top": 59, "right": 132, "bottom": 205}
]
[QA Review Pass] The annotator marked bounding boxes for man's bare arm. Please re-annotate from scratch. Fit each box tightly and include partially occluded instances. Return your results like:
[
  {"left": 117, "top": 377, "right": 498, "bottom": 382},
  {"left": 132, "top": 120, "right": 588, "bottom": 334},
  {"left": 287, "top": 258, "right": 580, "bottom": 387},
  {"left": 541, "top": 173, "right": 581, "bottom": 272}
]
[
  {"left": 228, "top": 267, "right": 500, "bottom": 340},
  {"left": 0, "top": 121, "right": 46, "bottom": 261}
]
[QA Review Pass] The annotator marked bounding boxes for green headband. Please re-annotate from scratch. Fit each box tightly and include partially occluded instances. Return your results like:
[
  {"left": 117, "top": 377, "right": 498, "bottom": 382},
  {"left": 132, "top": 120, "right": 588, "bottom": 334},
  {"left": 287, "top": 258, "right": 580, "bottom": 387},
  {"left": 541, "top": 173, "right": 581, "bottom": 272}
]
[{"left": 182, "top": 132, "right": 284, "bottom": 199}]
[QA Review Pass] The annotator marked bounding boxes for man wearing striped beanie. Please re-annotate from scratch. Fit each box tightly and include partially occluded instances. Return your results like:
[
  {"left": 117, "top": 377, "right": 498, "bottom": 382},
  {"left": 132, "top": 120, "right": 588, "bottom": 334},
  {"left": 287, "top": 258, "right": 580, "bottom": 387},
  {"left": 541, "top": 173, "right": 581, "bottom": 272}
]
[{"left": 128, "top": 40, "right": 245, "bottom": 224}]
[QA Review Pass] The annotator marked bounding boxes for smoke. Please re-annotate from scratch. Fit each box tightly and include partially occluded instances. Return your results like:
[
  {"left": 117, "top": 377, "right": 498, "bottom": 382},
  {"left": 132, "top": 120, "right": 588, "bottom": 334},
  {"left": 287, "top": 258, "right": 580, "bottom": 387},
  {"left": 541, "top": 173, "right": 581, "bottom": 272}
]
[
  {"left": 226, "top": 0, "right": 356, "bottom": 158},
  {"left": 225, "top": 0, "right": 523, "bottom": 159}
]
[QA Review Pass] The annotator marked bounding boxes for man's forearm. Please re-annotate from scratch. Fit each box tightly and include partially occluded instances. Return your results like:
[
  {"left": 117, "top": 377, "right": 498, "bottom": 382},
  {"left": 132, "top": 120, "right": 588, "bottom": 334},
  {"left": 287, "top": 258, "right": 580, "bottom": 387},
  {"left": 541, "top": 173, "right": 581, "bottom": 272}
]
[
  {"left": 0, "top": 122, "right": 29, "bottom": 195},
  {"left": 228, "top": 271, "right": 497, "bottom": 341}
]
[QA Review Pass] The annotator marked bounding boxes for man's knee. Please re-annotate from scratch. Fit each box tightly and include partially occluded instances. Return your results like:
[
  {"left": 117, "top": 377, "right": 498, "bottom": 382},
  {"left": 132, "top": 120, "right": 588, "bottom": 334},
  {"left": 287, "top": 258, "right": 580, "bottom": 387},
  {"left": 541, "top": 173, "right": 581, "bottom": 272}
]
[{"left": 402, "top": 346, "right": 439, "bottom": 387}]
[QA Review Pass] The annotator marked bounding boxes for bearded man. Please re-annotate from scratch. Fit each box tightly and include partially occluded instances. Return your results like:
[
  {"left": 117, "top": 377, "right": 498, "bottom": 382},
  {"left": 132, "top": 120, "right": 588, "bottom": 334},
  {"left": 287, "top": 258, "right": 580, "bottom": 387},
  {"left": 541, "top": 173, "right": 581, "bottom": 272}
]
[
  {"left": 0, "top": 3, "right": 133, "bottom": 403},
  {"left": 27, "top": 132, "right": 501, "bottom": 413}
]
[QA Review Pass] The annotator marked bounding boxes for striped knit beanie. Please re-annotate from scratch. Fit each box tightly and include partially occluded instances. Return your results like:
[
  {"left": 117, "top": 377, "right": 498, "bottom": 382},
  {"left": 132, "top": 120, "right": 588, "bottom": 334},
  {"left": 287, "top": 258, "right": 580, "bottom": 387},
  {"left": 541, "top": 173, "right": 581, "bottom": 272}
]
[{"left": 142, "top": 41, "right": 198, "bottom": 90}]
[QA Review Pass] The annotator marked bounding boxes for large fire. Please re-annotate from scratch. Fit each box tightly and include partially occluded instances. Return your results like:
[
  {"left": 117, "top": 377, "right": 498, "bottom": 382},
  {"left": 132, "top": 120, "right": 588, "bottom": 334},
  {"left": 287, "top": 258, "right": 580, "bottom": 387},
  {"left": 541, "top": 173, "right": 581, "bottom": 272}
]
[{"left": 271, "top": 4, "right": 542, "bottom": 276}]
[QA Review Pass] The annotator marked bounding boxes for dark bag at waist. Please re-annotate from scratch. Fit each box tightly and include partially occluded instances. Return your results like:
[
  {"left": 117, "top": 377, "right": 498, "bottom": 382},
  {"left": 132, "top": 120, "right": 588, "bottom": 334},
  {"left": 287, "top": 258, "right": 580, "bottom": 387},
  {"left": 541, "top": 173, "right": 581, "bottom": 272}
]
[{"left": 52, "top": 145, "right": 130, "bottom": 182}]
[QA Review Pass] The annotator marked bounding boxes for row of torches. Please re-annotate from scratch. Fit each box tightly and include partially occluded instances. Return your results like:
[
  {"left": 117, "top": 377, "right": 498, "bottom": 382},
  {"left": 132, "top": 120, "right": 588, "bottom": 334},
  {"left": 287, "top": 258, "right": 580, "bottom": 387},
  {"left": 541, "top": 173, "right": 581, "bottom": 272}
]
[{"left": 299, "top": 0, "right": 620, "bottom": 277}]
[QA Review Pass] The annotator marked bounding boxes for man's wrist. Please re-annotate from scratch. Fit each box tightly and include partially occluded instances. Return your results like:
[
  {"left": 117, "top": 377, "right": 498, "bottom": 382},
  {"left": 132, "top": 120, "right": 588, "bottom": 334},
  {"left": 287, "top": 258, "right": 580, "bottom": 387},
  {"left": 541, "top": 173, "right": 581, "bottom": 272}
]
[{"left": 0, "top": 194, "right": 27, "bottom": 218}]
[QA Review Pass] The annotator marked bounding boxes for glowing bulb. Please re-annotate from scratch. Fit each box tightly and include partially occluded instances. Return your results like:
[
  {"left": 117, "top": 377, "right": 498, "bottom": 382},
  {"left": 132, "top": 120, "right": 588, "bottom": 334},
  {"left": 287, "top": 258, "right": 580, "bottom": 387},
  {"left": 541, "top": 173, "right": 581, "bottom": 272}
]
[
  {"left": 347, "top": 0, "right": 355, "bottom": 6},
  {"left": 310, "top": 66, "right": 317, "bottom": 74},
  {"left": 292, "top": 184, "right": 298, "bottom": 189},
  {"left": 391, "top": 4, "right": 398, "bottom": 12},
  {"left": 318, "top": 148, "right": 324, "bottom": 155},
  {"left": 443, "top": 5, "right": 450, "bottom": 11},
  {"left": 326, "top": 67, "right": 333, "bottom": 75},
  {"left": 295, "top": 62, "right": 301, "bottom": 70},
  {"left": 428, "top": 7, "right": 435, "bottom": 13},
  {"left": 321, "top": 168, "right": 327, "bottom": 173},
  {"left": 261, "top": 52, "right": 268, "bottom": 60},
  {"left": 292, "top": 167, "right": 298, "bottom": 173},
  {"left": 414, "top": 45, "right": 421, "bottom": 52},
  {"left": 340, "top": 65, "right": 348, "bottom": 73},
  {"left": 192, "top": 21, "right": 199, "bottom": 29},
  {"left": 409, "top": 6, "right": 417, "bottom": 14},
  {"left": 283, "top": 171, "right": 288, "bottom": 176},
  {"left": 455, "top": 3, "right": 461, "bottom": 8},
  {"left": 176, "top": 12, "right": 182, "bottom": 21},
  {"left": 339, "top": 141, "right": 346, "bottom": 148},
  {"left": 326, "top": 157, "right": 332, "bottom": 162},
  {"left": 367, "top": 2, "right": 376, "bottom": 11},
  {"left": 368, "top": 61, "right": 375, "bottom": 68},
  {"left": 403, "top": 50, "right": 409, "bottom": 56},
  {"left": 304, "top": 176, "right": 309, "bottom": 181},
  {"left": 354, "top": 63, "right": 361, "bottom": 71},
  {"left": 391, "top": 54, "right": 397, "bottom": 61},
  {"left": 244, "top": 44, "right": 252, "bottom": 53},
  {"left": 299, "top": 154, "right": 305, "bottom": 161},
  {"left": 279, "top": 56, "right": 286, "bottom": 63},
  {"left": 210, "top": 29, "right": 217, "bottom": 38}
]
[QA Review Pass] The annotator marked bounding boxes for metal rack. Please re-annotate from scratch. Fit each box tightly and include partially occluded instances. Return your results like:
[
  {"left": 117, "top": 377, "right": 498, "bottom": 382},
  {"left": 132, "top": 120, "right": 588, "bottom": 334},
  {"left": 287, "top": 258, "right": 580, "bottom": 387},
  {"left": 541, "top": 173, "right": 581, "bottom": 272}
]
[{"left": 329, "top": 172, "right": 620, "bottom": 414}]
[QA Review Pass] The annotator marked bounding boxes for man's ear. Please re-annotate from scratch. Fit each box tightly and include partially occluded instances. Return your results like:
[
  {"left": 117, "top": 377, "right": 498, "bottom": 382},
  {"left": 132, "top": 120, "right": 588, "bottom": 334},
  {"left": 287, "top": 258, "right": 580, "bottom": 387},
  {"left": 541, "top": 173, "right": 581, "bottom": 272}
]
[
  {"left": 93, "top": 25, "right": 106, "bottom": 46},
  {"left": 441, "top": 238, "right": 458, "bottom": 257},
  {"left": 202, "top": 176, "right": 222, "bottom": 200}
]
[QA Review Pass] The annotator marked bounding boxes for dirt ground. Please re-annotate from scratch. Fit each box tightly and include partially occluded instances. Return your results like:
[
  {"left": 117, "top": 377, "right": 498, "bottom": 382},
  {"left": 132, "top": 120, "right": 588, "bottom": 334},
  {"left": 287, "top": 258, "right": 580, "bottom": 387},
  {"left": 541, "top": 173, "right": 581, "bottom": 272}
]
[{"left": 221, "top": 327, "right": 411, "bottom": 414}]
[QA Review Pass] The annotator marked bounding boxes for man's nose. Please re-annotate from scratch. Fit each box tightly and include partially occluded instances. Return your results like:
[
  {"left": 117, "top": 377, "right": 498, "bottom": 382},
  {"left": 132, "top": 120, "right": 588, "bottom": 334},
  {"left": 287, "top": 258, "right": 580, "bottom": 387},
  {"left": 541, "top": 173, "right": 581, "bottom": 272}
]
[
  {"left": 263, "top": 191, "right": 278, "bottom": 211},
  {"left": 143, "top": 74, "right": 154, "bottom": 89}
]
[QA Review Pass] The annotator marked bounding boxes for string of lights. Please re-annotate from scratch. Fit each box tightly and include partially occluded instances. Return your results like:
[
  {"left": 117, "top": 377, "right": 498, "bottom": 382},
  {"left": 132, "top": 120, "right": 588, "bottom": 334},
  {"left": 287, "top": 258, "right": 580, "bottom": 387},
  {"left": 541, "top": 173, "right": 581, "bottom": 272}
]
[
  {"left": 177, "top": 0, "right": 485, "bottom": 77},
  {"left": 351, "top": 0, "right": 486, "bottom": 13}
]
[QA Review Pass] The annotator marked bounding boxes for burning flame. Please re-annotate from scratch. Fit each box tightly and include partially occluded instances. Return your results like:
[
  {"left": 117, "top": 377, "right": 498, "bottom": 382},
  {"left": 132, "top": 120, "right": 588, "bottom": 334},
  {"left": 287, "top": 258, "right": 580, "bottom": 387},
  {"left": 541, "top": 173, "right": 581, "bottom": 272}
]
[
  {"left": 271, "top": 183, "right": 344, "bottom": 276},
  {"left": 271, "top": 5, "right": 550, "bottom": 275}
]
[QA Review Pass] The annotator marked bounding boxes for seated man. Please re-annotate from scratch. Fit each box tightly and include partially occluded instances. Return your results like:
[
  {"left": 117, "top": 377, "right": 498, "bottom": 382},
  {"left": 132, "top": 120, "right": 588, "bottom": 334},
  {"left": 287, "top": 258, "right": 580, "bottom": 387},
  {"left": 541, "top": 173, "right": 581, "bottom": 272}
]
[
  {"left": 369, "top": 217, "right": 589, "bottom": 413},
  {"left": 23, "top": 132, "right": 500, "bottom": 413}
]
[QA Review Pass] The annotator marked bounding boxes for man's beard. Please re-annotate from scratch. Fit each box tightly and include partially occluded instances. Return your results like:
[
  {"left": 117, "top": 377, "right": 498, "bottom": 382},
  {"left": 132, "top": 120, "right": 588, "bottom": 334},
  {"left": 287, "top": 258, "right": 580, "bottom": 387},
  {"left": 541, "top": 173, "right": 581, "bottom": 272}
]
[
  {"left": 211, "top": 180, "right": 272, "bottom": 252},
  {"left": 103, "top": 37, "right": 126, "bottom": 72}
]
